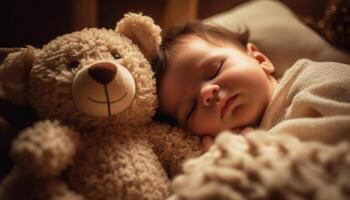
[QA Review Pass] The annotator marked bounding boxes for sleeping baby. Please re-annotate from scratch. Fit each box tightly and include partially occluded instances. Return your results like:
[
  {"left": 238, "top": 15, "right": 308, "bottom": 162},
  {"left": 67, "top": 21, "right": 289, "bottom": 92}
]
[{"left": 152, "top": 22, "right": 350, "bottom": 151}]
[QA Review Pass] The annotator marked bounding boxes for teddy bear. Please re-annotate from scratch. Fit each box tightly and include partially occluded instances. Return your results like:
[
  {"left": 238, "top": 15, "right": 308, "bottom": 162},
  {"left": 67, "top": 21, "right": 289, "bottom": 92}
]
[{"left": 0, "top": 13, "right": 202, "bottom": 200}]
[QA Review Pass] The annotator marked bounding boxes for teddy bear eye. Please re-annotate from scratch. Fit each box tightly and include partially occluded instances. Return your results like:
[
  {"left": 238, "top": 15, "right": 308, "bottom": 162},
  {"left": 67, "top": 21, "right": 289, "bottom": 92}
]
[
  {"left": 68, "top": 61, "right": 80, "bottom": 70},
  {"left": 112, "top": 53, "right": 121, "bottom": 60}
]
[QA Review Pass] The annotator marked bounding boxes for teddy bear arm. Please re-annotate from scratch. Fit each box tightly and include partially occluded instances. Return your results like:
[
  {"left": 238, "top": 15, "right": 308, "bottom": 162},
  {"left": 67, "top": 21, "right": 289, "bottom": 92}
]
[
  {"left": 11, "top": 120, "right": 79, "bottom": 178},
  {"left": 68, "top": 135, "right": 169, "bottom": 200}
]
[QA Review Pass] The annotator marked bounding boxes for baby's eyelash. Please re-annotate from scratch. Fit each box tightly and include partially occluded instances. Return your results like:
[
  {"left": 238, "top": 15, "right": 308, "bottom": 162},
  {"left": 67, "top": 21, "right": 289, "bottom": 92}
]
[
  {"left": 185, "top": 100, "right": 197, "bottom": 127},
  {"left": 210, "top": 60, "right": 224, "bottom": 79}
]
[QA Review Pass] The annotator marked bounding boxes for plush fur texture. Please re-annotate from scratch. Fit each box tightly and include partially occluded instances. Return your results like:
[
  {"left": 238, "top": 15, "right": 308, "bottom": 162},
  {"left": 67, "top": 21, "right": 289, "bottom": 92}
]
[{"left": 0, "top": 13, "right": 202, "bottom": 200}]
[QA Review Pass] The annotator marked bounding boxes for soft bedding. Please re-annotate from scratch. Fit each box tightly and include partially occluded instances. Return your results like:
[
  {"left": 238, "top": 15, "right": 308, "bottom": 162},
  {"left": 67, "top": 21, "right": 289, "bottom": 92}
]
[
  {"left": 260, "top": 59, "right": 350, "bottom": 144},
  {"left": 169, "top": 1, "right": 350, "bottom": 199},
  {"left": 169, "top": 131, "right": 350, "bottom": 200}
]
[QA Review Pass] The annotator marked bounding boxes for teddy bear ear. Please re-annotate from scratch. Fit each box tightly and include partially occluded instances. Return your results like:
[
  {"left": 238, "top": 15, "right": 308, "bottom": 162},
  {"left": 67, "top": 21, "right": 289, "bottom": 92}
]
[
  {"left": 115, "top": 12, "right": 162, "bottom": 61},
  {"left": 0, "top": 46, "right": 37, "bottom": 105}
]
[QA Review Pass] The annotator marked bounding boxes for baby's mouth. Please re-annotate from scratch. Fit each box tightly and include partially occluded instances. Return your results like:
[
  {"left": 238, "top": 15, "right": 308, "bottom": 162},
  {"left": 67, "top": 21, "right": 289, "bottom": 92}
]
[{"left": 220, "top": 94, "right": 239, "bottom": 119}]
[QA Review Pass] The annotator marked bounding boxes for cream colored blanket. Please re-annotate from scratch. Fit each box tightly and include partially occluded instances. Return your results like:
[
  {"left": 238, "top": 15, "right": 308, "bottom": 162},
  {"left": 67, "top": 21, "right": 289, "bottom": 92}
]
[
  {"left": 260, "top": 59, "right": 350, "bottom": 144},
  {"left": 169, "top": 131, "right": 350, "bottom": 200}
]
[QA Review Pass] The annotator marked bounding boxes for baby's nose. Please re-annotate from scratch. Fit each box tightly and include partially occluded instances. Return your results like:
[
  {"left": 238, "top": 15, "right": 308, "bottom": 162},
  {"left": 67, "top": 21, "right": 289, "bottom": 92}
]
[
  {"left": 88, "top": 62, "right": 117, "bottom": 85},
  {"left": 200, "top": 85, "right": 219, "bottom": 106}
]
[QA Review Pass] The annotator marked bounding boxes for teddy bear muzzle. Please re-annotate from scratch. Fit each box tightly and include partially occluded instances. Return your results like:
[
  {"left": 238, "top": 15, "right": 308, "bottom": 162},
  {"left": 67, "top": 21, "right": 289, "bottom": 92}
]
[{"left": 72, "top": 61, "right": 136, "bottom": 117}]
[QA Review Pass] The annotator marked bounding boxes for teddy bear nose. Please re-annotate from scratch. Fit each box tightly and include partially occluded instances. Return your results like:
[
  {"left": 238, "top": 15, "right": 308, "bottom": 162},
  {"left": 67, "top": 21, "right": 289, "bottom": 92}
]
[{"left": 88, "top": 62, "right": 117, "bottom": 85}]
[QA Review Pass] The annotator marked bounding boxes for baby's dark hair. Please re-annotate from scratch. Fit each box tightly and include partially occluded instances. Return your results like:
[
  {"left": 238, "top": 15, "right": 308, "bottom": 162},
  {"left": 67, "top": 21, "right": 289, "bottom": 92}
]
[{"left": 152, "top": 22, "right": 250, "bottom": 124}]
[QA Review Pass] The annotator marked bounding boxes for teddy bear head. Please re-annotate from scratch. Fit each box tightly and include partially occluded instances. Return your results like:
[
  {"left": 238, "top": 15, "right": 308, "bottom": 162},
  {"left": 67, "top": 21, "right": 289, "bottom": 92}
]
[{"left": 0, "top": 13, "right": 161, "bottom": 128}]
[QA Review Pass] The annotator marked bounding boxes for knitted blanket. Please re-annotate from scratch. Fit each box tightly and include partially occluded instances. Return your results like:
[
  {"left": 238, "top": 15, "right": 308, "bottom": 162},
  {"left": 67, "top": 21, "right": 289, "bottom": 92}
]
[{"left": 169, "top": 131, "right": 350, "bottom": 200}]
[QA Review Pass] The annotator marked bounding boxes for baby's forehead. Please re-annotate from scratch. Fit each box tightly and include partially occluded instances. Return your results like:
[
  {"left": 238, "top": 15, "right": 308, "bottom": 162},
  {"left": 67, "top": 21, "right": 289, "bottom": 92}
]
[
  {"left": 166, "top": 37, "right": 207, "bottom": 71},
  {"left": 167, "top": 36, "right": 216, "bottom": 64},
  {"left": 169, "top": 34, "right": 241, "bottom": 55},
  {"left": 168, "top": 35, "right": 205, "bottom": 54},
  {"left": 173, "top": 35, "right": 220, "bottom": 47}
]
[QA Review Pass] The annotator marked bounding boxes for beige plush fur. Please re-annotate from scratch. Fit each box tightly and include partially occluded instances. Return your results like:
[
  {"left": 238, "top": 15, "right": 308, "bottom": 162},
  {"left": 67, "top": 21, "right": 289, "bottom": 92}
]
[{"left": 0, "top": 13, "right": 202, "bottom": 200}]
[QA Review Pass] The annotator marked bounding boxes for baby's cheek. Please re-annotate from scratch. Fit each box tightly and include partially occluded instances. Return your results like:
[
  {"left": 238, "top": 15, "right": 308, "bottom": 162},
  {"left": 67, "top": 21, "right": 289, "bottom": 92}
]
[{"left": 191, "top": 113, "right": 222, "bottom": 137}]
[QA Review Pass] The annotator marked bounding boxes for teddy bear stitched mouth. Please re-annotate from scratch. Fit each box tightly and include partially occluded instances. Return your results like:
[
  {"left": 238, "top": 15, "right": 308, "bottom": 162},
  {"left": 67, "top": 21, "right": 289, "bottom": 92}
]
[{"left": 88, "top": 92, "right": 127, "bottom": 104}]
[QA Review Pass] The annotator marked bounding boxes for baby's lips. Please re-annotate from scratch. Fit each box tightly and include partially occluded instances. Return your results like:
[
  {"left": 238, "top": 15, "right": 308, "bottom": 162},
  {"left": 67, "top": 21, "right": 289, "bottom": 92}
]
[{"left": 220, "top": 94, "right": 239, "bottom": 119}]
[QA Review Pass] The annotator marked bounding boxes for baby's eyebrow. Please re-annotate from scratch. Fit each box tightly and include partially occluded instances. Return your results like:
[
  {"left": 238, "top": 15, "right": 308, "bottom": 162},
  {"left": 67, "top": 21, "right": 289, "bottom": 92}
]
[{"left": 199, "top": 55, "right": 218, "bottom": 68}]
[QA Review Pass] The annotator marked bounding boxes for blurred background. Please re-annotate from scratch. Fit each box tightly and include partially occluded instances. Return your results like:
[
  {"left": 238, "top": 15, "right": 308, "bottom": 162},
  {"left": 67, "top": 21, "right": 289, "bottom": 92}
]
[{"left": 0, "top": 0, "right": 331, "bottom": 48}]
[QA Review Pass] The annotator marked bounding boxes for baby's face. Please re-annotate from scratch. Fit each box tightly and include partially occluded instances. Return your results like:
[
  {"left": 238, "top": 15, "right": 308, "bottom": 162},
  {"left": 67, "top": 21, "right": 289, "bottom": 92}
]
[{"left": 159, "top": 36, "right": 277, "bottom": 137}]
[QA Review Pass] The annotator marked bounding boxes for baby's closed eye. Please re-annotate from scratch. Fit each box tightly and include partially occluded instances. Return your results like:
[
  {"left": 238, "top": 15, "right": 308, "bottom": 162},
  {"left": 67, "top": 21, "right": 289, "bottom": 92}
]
[{"left": 207, "top": 59, "right": 225, "bottom": 80}]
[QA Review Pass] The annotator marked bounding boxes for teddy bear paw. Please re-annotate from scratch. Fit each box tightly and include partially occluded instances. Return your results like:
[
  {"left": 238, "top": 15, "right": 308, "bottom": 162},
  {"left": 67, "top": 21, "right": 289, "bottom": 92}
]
[{"left": 11, "top": 120, "right": 79, "bottom": 178}]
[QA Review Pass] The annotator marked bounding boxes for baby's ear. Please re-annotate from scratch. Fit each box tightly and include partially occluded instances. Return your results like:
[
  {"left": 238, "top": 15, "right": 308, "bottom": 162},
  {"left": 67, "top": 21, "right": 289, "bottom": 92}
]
[
  {"left": 0, "top": 46, "right": 37, "bottom": 105},
  {"left": 246, "top": 43, "right": 275, "bottom": 74},
  {"left": 115, "top": 13, "right": 161, "bottom": 61}
]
